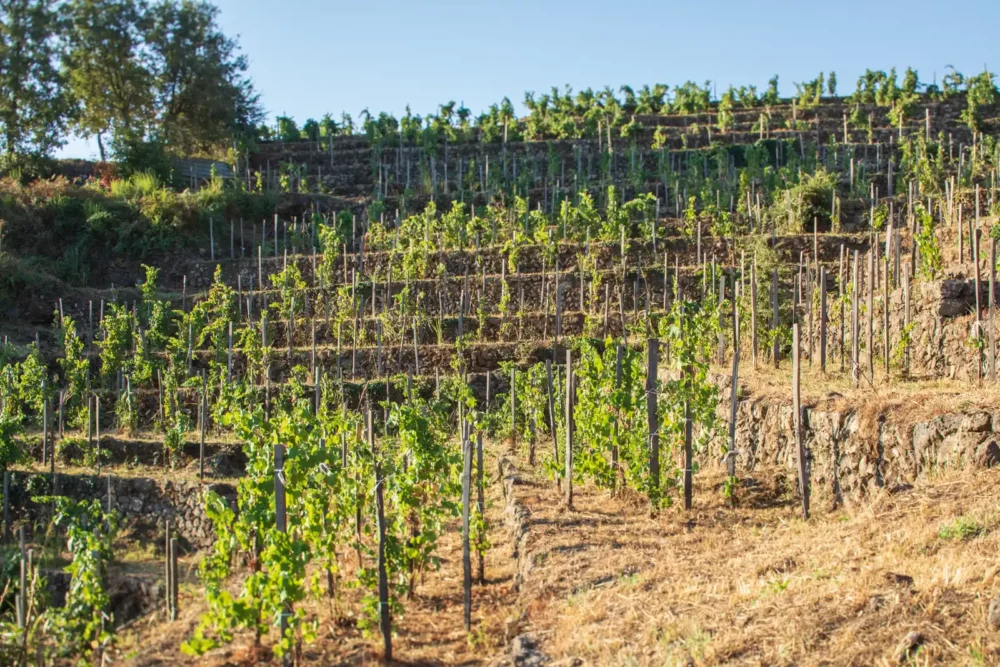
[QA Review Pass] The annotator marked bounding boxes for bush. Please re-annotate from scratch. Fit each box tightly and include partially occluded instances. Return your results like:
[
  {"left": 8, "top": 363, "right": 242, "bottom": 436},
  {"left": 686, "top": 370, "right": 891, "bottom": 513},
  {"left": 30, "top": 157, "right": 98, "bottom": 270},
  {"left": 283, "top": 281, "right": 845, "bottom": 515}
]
[
  {"left": 110, "top": 133, "right": 173, "bottom": 183},
  {"left": 938, "top": 515, "right": 985, "bottom": 541},
  {"left": 769, "top": 168, "right": 838, "bottom": 233}
]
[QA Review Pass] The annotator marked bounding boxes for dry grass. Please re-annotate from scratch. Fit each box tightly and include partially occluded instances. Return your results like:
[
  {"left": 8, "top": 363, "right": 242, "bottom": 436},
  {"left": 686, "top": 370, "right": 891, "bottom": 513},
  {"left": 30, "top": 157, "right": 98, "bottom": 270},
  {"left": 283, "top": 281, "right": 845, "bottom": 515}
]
[{"left": 510, "top": 456, "right": 1000, "bottom": 666}]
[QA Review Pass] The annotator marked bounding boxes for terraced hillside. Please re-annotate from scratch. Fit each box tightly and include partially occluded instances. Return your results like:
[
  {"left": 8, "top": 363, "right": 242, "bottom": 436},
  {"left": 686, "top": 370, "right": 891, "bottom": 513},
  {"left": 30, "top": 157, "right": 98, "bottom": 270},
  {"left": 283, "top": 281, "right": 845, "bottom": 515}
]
[{"left": 2, "top": 74, "right": 1000, "bottom": 666}]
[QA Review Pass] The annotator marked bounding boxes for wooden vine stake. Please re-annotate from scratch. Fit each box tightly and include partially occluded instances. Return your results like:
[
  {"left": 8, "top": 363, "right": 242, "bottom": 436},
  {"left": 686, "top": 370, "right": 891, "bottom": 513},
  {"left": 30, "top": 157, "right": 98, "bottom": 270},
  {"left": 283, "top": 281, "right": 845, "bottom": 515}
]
[
  {"left": 683, "top": 360, "right": 693, "bottom": 511},
  {"left": 200, "top": 372, "right": 207, "bottom": 480},
  {"left": 565, "top": 349, "right": 573, "bottom": 509},
  {"left": 613, "top": 344, "right": 623, "bottom": 492},
  {"left": 792, "top": 323, "right": 809, "bottom": 520},
  {"left": 510, "top": 367, "right": 517, "bottom": 452},
  {"left": 170, "top": 536, "right": 179, "bottom": 621},
  {"left": 851, "top": 250, "right": 860, "bottom": 387},
  {"left": 750, "top": 257, "right": 758, "bottom": 368},
  {"left": 476, "top": 431, "right": 486, "bottom": 584},
  {"left": 2, "top": 470, "right": 8, "bottom": 542},
  {"left": 545, "top": 359, "right": 559, "bottom": 488},
  {"left": 727, "top": 285, "right": 740, "bottom": 506},
  {"left": 771, "top": 268, "right": 779, "bottom": 367},
  {"left": 165, "top": 520, "right": 174, "bottom": 620},
  {"left": 866, "top": 252, "right": 874, "bottom": 382},
  {"left": 461, "top": 424, "right": 472, "bottom": 631},
  {"left": 274, "top": 443, "right": 292, "bottom": 664},
  {"left": 975, "top": 225, "right": 983, "bottom": 382},
  {"left": 646, "top": 339, "right": 659, "bottom": 506},
  {"left": 373, "top": 412, "right": 392, "bottom": 660},
  {"left": 883, "top": 256, "right": 890, "bottom": 378},
  {"left": 96, "top": 396, "right": 101, "bottom": 475},
  {"left": 990, "top": 238, "right": 997, "bottom": 382},
  {"left": 819, "top": 267, "right": 827, "bottom": 373},
  {"left": 839, "top": 245, "right": 846, "bottom": 372},
  {"left": 41, "top": 384, "right": 47, "bottom": 466},
  {"left": 16, "top": 526, "right": 25, "bottom": 628},
  {"left": 903, "top": 264, "right": 911, "bottom": 375}
]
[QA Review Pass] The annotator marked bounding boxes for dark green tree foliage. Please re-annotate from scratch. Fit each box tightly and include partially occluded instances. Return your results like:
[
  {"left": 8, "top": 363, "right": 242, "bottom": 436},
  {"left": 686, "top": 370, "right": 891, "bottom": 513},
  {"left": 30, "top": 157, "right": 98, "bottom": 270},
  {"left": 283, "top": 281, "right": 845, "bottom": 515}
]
[
  {"left": 64, "top": 0, "right": 151, "bottom": 161},
  {"left": 0, "top": 0, "right": 70, "bottom": 161},
  {"left": 144, "top": 0, "right": 264, "bottom": 155}
]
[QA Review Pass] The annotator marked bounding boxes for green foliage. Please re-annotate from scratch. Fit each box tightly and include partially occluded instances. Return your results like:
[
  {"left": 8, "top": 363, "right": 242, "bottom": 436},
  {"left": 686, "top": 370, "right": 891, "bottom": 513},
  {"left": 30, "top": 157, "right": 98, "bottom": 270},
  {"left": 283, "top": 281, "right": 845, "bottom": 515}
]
[
  {"left": 496, "top": 362, "right": 547, "bottom": 444},
  {"left": 722, "top": 475, "right": 738, "bottom": 501},
  {"left": 572, "top": 341, "right": 650, "bottom": 495},
  {"left": 961, "top": 68, "right": 999, "bottom": 133},
  {"left": 683, "top": 196, "right": 699, "bottom": 237},
  {"left": 657, "top": 296, "right": 722, "bottom": 493},
  {"left": 115, "top": 379, "right": 137, "bottom": 434},
  {"left": 99, "top": 303, "right": 132, "bottom": 385},
  {"left": 761, "top": 75, "right": 780, "bottom": 106},
  {"left": 276, "top": 116, "right": 300, "bottom": 142},
  {"left": 65, "top": 0, "right": 151, "bottom": 161},
  {"left": 269, "top": 262, "right": 306, "bottom": 319},
  {"left": 164, "top": 410, "right": 190, "bottom": 456},
  {"left": 144, "top": 0, "right": 264, "bottom": 155},
  {"left": 0, "top": 413, "right": 26, "bottom": 470},
  {"left": 316, "top": 223, "right": 342, "bottom": 289},
  {"left": 184, "top": 369, "right": 476, "bottom": 658},
  {"left": 187, "top": 266, "right": 238, "bottom": 364},
  {"left": 55, "top": 314, "right": 89, "bottom": 428},
  {"left": 41, "top": 497, "right": 120, "bottom": 661},
  {"left": 794, "top": 73, "right": 824, "bottom": 109},
  {"left": 717, "top": 88, "right": 735, "bottom": 133},
  {"left": 110, "top": 135, "right": 173, "bottom": 182},
  {"left": 672, "top": 81, "right": 711, "bottom": 114},
  {"left": 65, "top": 0, "right": 262, "bottom": 159},
  {"left": 914, "top": 203, "right": 942, "bottom": 280},
  {"left": 938, "top": 515, "right": 984, "bottom": 541},
  {"left": 769, "top": 168, "right": 838, "bottom": 233},
  {"left": 0, "top": 0, "right": 70, "bottom": 161},
  {"left": 871, "top": 202, "right": 889, "bottom": 232},
  {"left": 16, "top": 343, "right": 47, "bottom": 421}
]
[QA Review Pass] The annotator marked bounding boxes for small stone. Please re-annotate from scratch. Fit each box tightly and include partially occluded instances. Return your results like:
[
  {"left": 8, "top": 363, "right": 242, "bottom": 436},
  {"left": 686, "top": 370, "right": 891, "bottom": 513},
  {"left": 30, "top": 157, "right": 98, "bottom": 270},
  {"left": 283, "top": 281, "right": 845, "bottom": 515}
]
[
  {"left": 885, "top": 572, "right": 914, "bottom": 588},
  {"left": 975, "top": 441, "right": 1000, "bottom": 469},
  {"left": 988, "top": 595, "right": 1000, "bottom": 631},
  {"left": 938, "top": 298, "right": 969, "bottom": 318},
  {"left": 511, "top": 635, "right": 547, "bottom": 667},
  {"left": 963, "top": 412, "right": 992, "bottom": 433},
  {"left": 893, "top": 631, "right": 923, "bottom": 663}
]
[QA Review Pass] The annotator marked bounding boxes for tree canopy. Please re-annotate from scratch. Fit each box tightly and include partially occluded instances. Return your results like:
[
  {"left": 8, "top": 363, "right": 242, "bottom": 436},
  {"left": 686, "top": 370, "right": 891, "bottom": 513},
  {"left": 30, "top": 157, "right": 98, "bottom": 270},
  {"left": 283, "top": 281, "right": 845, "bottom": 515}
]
[{"left": 0, "top": 0, "right": 262, "bottom": 165}]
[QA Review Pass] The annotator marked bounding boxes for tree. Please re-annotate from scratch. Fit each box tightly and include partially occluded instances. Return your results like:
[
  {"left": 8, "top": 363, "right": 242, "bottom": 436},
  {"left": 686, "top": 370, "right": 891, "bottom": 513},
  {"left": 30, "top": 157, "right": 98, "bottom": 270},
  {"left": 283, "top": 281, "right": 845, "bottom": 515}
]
[
  {"left": 144, "top": 0, "right": 263, "bottom": 156},
  {"left": 0, "top": 0, "right": 71, "bottom": 161},
  {"left": 65, "top": 0, "right": 152, "bottom": 161}
]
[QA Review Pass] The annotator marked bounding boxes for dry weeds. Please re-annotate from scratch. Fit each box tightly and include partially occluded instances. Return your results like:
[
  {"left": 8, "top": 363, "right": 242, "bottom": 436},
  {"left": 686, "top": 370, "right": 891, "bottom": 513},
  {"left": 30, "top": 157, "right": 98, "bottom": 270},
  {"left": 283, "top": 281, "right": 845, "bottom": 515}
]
[{"left": 511, "top": 457, "right": 1000, "bottom": 666}]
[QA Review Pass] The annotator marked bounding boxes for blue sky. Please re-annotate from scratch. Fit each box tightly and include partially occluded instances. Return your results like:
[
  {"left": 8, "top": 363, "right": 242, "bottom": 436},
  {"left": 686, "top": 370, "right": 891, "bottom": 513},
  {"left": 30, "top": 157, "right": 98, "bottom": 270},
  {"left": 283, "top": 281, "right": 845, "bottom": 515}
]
[{"left": 58, "top": 0, "right": 998, "bottom": 158}]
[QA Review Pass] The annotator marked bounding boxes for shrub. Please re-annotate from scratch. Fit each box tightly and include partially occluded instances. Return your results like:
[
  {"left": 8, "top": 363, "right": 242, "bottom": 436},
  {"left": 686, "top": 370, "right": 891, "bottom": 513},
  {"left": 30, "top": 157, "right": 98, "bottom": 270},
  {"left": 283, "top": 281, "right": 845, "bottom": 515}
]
[
  {"left": 110, "top": 133, "right": 173, "bottom": 183},
  {"left": 938, "top": 515, "right": 984, "bottom": 540}
]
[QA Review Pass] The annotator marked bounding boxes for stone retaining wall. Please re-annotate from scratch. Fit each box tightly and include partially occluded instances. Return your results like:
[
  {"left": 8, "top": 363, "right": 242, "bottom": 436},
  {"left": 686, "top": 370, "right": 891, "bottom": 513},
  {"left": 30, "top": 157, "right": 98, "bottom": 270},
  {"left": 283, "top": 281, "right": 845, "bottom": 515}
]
[
  {"left": 6, "top": 472, "right": 235, "bottom": 549},
  {"left": 728, "top": 397, "right": 1000, "bottom": 507}
]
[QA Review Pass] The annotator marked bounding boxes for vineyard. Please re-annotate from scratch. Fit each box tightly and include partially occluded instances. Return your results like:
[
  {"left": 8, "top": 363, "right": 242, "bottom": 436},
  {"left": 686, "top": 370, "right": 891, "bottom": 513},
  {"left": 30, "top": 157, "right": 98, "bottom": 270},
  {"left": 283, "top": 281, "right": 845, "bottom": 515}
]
[{"left": 1, "top": 66, "right": 1000, "bottom": 665}]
